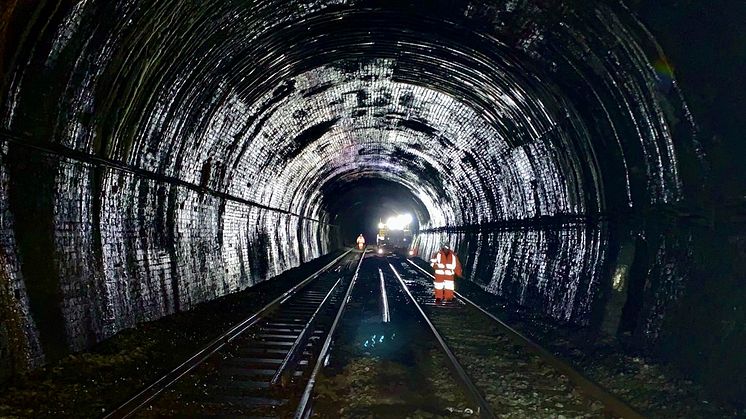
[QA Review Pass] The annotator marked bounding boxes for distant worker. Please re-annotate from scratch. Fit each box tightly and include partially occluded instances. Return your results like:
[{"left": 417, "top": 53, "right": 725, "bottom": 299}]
[
  {"left": 356, "top": 234, "right": 365, "bottom": 250},
  {"left": 430, "top": 242, "right": 461, "bottom": 303}
]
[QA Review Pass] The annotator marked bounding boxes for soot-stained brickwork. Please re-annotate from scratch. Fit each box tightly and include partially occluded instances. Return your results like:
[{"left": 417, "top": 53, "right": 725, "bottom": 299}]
[
  {"left": 0, "top": 148, "right": 327, "bottom": 371},
  {"left": 0, "top": 145, "right": 44, "bottom": 380}
]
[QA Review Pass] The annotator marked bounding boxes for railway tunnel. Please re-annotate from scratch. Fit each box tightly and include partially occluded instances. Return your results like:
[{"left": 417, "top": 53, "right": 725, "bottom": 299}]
[{"left": 0, "top": 0, "right": 744, "bottom": 416}]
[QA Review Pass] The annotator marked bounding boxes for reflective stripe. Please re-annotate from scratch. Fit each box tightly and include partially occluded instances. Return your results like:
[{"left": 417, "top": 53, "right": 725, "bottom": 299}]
[
  {"left": 435, "top": 269, "right": 454, "bottom": 275},
  {"left": 444, "top": 280, "right": 455, "bottom": 290},
  {"left": 433, "top": 282, "right": 445, "bottom": 290},
  {"left": 436, "top": 263, "right": 445, "bottom": 269}
]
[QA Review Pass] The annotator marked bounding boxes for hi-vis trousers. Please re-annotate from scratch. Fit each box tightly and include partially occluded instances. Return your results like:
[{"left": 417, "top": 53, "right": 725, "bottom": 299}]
[{"left": 434, "top": 275, "right": 455, "bottom": 300}]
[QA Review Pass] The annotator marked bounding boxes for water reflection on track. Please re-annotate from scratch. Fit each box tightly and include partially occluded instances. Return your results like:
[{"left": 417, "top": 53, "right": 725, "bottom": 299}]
[{"left": 311, "top": 255, "right": 476, "bottom": 417}]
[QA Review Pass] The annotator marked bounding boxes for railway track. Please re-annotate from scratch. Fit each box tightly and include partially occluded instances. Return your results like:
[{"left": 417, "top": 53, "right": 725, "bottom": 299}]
[
  {"left": 105, "top": 249, "right": 365, "bottom": 418},
  {"left": 388, "top": 255, "right": 644, "bottom": 419},
  {"left": 104, "top": 249, "right": 643, "bottom": 418}
]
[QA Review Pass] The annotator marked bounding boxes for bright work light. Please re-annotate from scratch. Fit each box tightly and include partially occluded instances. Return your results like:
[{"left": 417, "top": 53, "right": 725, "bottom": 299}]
[{"left": 385, "top": 213, "right": 413, "bottom": 231}]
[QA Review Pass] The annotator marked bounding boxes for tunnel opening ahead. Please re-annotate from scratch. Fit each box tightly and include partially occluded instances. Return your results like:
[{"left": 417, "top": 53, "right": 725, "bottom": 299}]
[
  {"left": 0, "top": 0, "right": 743, "bottom": 407},
  {"left": 321, "top": 178, "right": 427, "bottom": 246}
]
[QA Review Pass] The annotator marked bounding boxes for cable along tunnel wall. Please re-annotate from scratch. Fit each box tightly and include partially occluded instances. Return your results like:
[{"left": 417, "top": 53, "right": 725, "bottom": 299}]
[{"left": 0, "top": 0, "right": 734, "bottom": 400}]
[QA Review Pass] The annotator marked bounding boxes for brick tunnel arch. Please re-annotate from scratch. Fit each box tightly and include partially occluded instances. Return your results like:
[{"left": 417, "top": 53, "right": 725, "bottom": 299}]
[{"left": 1, "top": 0, "right": 740, "bottom": 398}]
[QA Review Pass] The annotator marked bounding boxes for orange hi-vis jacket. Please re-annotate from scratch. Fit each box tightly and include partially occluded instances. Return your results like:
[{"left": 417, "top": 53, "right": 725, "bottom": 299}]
[
  {"left": 431, "top": 250, "right": 457, "bottom": 282},
  {"left": 431, "top": 249, "right": 459, "bottom": 300}
]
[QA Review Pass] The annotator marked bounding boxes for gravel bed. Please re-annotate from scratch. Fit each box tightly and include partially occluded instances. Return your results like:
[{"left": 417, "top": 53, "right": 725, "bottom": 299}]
[
  {"left": 453, "top": 278, "right": 744, "bottom": 418},
  {"left": 312, "top": 351, "right": 475, "bottom": 418},
  {"left": 429, "top": 306, "right": 609, "bottom": 418}
]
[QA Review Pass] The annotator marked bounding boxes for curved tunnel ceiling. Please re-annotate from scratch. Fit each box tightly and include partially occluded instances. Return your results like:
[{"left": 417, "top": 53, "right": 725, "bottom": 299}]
[{"left": 6, "top": 0, "right": 692, "bottom": 230}]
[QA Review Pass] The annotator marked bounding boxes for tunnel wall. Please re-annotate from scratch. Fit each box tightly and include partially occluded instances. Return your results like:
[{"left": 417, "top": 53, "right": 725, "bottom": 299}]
[
  {"left": 416, "top": 225, "right": 608, "bottom": 326},
  {"left": 0, "top": 0, "right": 342, "bottom": 375},
  {"left": 416, "top": 219, "right": 691, "bottom": 334},
  {"left": 624, "top": 2, "right": 745, "bottom": 400},
  {"left": 0, "top": 147, "right": 332, "bottom": 375},
  {"left": 0, "top": 147, "right": 44, "bottom": 379}
]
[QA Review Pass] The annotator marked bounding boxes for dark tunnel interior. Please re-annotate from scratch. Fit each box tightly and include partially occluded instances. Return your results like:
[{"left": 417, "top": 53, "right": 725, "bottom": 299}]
[
  {"left": 0, "top": 0, "right": 744, "bottom": 410},
  {"left": 322, "top": 178, "right": 426, "bottom": 245}
]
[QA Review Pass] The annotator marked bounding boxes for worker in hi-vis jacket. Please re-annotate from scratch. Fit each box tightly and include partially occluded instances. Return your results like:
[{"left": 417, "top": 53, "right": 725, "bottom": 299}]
[
  {"left": 430, "top": 242, "right": 461, "bottom": 303},
  {"left": 356, "top": 234, "right": 365, "bottom": 250}
]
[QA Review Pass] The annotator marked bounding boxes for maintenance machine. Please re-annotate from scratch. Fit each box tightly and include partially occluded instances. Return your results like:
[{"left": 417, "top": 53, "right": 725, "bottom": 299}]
[{"left": 376, "top": 214, "right": 414, "bottom": 256}]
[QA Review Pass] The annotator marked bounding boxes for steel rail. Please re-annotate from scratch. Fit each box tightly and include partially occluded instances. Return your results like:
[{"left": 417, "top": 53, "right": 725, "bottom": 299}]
[
  {"left": 104, "top": 248, "right": 354, "bottom": 419},
  {"left": 404, "top": 257, "right": 644, "bottom": 419},
  {"left": 388, "top": 262, "right": 497, "bottom": 419},
  {"left": 270, "top": 276, "right": 343, "bottom": 386},
  {"left": 294, "top": 249, "right": 366, "bottom": 419},
  {"left": 378, "top": 268, "right": 391, "bottom": 323}
]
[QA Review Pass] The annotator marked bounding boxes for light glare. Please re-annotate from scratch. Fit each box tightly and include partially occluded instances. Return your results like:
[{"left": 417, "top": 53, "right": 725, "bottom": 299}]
[{"left": 384, "top": 213, "right": 413, "bottom": 231}]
